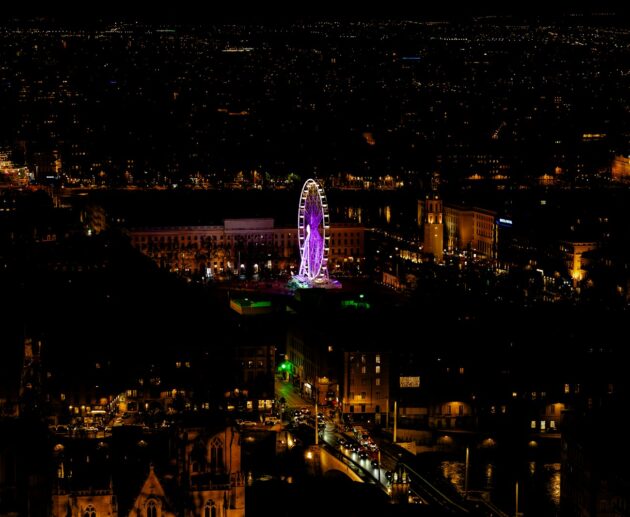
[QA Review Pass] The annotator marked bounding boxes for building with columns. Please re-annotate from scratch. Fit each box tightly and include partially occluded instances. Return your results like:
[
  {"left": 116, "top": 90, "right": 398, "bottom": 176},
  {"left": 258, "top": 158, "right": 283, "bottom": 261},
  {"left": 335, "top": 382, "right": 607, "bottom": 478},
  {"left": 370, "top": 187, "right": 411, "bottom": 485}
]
[
  {"left": 128, "top": 219, "right": 364, "bottom": 278},
  {"left": 444, "top": 205, "right": 497, "bottom": 260}
]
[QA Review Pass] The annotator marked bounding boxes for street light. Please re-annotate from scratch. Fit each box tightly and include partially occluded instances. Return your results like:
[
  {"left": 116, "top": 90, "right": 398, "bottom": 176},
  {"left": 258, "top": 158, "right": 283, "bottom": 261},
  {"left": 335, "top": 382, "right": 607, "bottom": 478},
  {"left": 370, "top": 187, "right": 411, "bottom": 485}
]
[
  {"left": 315, "top": 398, "right": 319, "bottom": 446},
  {"left": 393, "top": 400, "right": 398, "bottom": 443},
  {"left": 464, "top": 447, "right": 469, "bottom": 499}
]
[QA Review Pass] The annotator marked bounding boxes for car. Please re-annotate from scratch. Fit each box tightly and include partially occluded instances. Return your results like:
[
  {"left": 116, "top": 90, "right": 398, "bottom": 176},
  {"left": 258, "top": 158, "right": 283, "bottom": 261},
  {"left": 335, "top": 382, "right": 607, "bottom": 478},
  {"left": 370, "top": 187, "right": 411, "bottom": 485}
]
[
  {"left": 385, "top": 471, "right": 393, "bottom": 481},
  {"left": 371, "top": 459, "right": 379, "bottom": 468}
]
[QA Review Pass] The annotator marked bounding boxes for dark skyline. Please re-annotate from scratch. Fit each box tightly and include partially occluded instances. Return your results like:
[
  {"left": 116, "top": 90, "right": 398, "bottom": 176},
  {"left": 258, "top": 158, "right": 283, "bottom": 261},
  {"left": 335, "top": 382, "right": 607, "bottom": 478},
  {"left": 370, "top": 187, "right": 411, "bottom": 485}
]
[{"left": 1, "top": 3, "right": 627, "bottom": 22}]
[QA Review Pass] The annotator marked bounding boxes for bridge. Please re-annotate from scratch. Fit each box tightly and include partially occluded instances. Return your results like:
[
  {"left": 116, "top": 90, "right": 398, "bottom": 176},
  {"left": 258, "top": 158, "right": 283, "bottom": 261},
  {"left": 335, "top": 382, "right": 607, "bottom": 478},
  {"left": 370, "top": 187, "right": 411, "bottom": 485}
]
[{"left": 305, "top": 445, "right": 364, "bottom": 482}]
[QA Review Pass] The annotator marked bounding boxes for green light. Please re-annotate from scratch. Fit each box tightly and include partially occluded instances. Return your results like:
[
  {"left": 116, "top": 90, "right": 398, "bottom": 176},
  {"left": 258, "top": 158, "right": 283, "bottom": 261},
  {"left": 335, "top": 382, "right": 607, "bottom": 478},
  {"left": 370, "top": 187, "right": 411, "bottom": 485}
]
[{"left": 277, "top": 360, "right": 294, "bottom": 373}]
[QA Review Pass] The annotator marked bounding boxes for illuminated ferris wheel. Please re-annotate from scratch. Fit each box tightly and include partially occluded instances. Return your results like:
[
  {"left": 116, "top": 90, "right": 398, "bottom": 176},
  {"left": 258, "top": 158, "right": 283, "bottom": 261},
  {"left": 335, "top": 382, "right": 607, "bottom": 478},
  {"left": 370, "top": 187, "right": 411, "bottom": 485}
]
[{"left": 297, "top": 179, "right": 330, "bottom": 282}]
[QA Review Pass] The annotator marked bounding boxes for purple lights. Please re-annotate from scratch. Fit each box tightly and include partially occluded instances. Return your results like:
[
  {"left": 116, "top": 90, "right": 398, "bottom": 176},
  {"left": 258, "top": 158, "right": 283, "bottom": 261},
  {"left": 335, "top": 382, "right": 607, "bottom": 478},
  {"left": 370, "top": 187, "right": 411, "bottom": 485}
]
[{"left": 297, "top": 179, "right": 330, "bottom": 283}]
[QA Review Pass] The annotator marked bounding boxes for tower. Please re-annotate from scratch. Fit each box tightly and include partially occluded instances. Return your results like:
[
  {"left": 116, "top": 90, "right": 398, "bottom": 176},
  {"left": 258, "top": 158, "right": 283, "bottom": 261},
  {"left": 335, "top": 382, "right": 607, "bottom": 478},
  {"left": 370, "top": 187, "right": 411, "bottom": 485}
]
[
  {"left": 423, "top": 193, "right": 444, "bottom": 263},
  {"left": 19, "top": 338, "right": 43, "bottom": 417}
]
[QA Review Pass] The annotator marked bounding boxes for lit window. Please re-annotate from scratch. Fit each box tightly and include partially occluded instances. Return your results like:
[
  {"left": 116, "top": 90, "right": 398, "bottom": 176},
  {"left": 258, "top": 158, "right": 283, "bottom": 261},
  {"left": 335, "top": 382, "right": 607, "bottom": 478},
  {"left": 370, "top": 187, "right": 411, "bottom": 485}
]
[
  {"left": 146, "top": 500, "right": 158, "bottom": 517},
  {"left": 361, "top": 366, "right": 366, "bottom": 374},
  {"left": 531, "top": 420, "right": 536, "bottom": 429},
  {"left": 210, "top": 437, "right": 224, "bottom": 470},
  {"left": 459, "top": 367, "right": 464, "bottom": 375},
  {"left": 376, "top": 355, "right": 381, "bottom": 364},
  {"left": 328, "top": 345, "right": 333, "bottom": 352},
  {"left": 375, "top": 366, "right": 381, "bottom": 374},
  {"left": 376, "top": 378, "right": 380, "bottom": 386},
  {"left": 564, "top": 384, "right": 570, "bottom": 394},
  {"left": 204, "top": 501, "right": 217, "bottom": 517},
  {"left": 84, "top": 505, "right": 96, "bottom": 517}
]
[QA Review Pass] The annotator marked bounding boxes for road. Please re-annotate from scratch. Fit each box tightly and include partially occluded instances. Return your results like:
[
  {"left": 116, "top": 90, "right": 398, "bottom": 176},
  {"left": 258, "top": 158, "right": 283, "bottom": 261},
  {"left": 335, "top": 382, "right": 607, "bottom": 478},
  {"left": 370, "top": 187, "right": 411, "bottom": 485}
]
[
  {"left": 276, "top": 377, "right": 314, "bottom": 411},
  {"left": 276, "top": 378, "right": 504, "bottom": 515}
]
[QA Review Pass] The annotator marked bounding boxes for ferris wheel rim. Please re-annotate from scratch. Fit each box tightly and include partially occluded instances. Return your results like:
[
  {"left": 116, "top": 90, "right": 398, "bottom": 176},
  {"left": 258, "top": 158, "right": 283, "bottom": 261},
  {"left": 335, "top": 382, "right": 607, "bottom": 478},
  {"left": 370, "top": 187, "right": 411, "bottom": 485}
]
[{"left": 297, "top": 178, "right": 329, "bottom": 280}]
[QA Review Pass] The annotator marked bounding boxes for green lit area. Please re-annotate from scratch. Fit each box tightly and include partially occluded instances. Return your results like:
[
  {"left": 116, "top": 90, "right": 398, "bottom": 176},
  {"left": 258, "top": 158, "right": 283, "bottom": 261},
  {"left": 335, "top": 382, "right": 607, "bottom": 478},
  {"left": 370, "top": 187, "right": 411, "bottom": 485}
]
[
  {"left": 341, "top": 294, "right": 370, "bottom": 310},
  {"left": 277, "top": 360, "right": 294, "bottom": 373},
  {"left": 229, "top": 298, "right": 273, "bottom": 315},
  {"left": 233, "top": 298, "right": 272, "bottom": 308}
]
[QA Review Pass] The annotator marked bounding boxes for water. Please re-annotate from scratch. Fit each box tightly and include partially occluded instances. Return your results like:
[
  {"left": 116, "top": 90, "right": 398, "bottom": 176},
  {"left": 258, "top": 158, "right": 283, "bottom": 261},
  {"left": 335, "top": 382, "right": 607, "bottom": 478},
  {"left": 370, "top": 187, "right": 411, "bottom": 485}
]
[{"left": 439, "top": 458, "right": 561, "bottom": 516}]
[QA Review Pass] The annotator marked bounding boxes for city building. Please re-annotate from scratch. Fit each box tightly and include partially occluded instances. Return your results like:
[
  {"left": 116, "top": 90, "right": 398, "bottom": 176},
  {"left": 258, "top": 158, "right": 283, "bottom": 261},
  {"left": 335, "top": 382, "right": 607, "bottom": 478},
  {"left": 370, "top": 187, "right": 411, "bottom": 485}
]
[
  {"left": 419, "top": 193, "right": 444, "bottom": 262},
  {"left": 342, "top": 351, "right": 389, "bottom": 425},
  {"left": 444, "top": 205, "right": 497, "bottom": 259},
  {"left": 0, "top": 152, "right": 30, "bottom": 187},
  {"left": 285, "top": 319, "right": 340, "bottom": 406},
  {"left": 612, "top": 154, "right": 630, "bottom": 182},
  {"left": 560, "top": 240, "right": 597, "bottom": 284},
  {"left": 51, "top": 422, "right": 245, "bottom": 517},
  {"left": 561, "top": 404, "right": 630, "bottom": 517},
  {"left": 128, "top": 219, "right": 364, "bottom": 278}
]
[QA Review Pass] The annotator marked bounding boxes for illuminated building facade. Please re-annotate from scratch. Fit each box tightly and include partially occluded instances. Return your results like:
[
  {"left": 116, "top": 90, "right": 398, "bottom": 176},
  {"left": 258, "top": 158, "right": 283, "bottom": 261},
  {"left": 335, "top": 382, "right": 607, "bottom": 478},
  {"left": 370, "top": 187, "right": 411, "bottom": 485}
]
[
  {"left": 444, "top": 205, "right": 497, "bottom": 259},
  {"left": 285, "top": 320, "right": 340, "bottom": 406},
  {"left": 428, "top": 401, "right": 473, "bottom": 429},
  {"left": 421, "top": 194, "right": 444, "bottom": 262},
  {"left": 560, "top": 241, "right": 597, "bottom": 285},
  {"left": 128, "top": 219, "right": 364, "bottom": 278},
  {"left": 612, "top": 154, "right": 630, "bottom": 181},
  {"left": 0, "top": 152, "right": 30, "bottom": 187},
  {"left": 51, "top": 424, "right": 245, "bottom": 517},
  {"left": 342, "top": 351, "right": 389, "bottom": 424}
]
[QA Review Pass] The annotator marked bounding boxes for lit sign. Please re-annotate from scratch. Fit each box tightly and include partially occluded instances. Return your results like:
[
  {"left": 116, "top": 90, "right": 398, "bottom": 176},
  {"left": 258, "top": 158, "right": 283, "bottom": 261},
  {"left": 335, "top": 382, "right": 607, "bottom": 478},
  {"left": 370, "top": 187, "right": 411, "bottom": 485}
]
[
  {"left": 400, "top": 376, "right": 420, "bottom": 388},
  {"left": 498, "top": 218, "right": 513, "bottom": 227}
]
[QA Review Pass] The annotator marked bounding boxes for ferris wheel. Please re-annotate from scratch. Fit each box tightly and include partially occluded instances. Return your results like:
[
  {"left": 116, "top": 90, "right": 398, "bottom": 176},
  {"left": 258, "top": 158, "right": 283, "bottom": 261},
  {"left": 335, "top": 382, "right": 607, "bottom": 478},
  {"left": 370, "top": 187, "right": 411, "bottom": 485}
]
[{"left": 297, "top": 179, "right": 330, "bottom": 281}]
